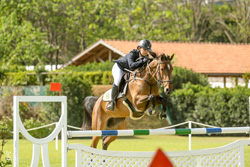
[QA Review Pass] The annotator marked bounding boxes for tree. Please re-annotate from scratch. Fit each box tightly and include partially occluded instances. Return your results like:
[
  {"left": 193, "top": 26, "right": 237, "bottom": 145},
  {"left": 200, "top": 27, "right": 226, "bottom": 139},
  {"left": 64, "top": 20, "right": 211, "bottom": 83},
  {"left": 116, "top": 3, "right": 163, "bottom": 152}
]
[
  {"left": 1, "top": 0, "right": 249, "bottom": 70},
  {"left": 0, "top": 0, "right": 52, "bottom": 68}
]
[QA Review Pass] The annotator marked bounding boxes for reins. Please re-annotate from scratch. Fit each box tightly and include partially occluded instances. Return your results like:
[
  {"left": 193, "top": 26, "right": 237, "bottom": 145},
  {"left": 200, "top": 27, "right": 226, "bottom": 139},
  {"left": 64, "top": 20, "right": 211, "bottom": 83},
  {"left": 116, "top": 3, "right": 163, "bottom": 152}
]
[
  {"left": 128, "top": 59, "right": 172, "bottom": 90},
  {"left": 124, "top": 58, "right": 172, "bottom": 112}
]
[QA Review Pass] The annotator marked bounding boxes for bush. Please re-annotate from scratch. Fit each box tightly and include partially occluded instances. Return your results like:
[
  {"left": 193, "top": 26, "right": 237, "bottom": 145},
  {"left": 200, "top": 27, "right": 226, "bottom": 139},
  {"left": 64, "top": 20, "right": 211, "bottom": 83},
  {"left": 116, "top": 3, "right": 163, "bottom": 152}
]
[
  {"left": 169, "top": 83, "right": 250, "bottom": 127},
  {"left": 22, "top": 118, "right": 54, "bottom": 138},
  {"left": 2, "top": 72, "right": 28, "bottom": 86},
  {"left": 172, "top": 67, "right": 209, "bottom": 89},
  {"left": 0, "top": 87, "right": 23, "bottom": 119},
  {"left": 45, "top": 72, "right": 92, "bottom": 127},
  {"left": 65, "top": 61, "right": 114, "bottom": 72},
  {"left": 168, "top": 83, "right": 201, "bottom": 123},
  {"left": 0, "top": 120, "right": 12, "bottom": 166},
  {"left": 0, "top": 69, "right": 6, "bottom": 84},
  {"left": 83, "top": 71, "right": 103, "bottom": 84},
  {"left": 3, "top": 65, "right": 27, "bottom": 72},
  {"left": 2, "top": 71, "right": 42, "bottom": 86},
  {"left": 102, "top": 71, "right": 113, "bottom": 84}
]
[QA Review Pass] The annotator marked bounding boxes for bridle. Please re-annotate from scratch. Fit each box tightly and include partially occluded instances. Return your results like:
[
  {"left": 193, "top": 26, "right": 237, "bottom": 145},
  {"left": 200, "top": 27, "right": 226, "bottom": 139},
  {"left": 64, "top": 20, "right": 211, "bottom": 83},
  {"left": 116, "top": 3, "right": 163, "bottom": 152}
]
[
  {"left": 146, "top": 60, "right": 172, "bottom": 89},
  {"left": 127, "top": 58, "right": 172, "bottom": 112}
]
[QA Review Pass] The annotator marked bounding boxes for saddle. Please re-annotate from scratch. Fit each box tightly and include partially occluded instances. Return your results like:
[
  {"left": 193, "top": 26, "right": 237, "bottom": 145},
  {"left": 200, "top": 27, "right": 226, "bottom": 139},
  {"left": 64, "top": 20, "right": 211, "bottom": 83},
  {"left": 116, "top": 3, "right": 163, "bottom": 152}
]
[
  {"left": 103, "top": 72, "right": 146, "bottom": 120},
  {"left": 103, "top": 73, "right": 129, "bottom": 101}
]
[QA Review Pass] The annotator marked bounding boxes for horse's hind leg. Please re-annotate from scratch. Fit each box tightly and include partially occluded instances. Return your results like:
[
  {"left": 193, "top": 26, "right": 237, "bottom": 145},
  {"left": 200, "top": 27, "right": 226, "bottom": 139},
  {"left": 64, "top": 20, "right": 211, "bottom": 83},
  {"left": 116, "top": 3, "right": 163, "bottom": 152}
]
[
  {"left": 91, "top": 118, "right": 107, "bottom": 148},
  {"left": 102, "top": 119, "right": 127, "bottom": 150},
  {"left": 102, "top": 136, "right": 118, "bottom": 150},
  {"left": 91, "top": 101, "right": 108, "bottom": 148}
]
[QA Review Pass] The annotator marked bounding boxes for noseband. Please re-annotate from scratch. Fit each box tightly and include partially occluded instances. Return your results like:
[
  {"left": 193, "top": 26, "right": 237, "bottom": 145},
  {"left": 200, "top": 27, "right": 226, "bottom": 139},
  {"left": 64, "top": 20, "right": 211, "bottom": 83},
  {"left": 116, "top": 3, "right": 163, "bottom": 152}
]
[{"left": 147, "top": 61, "right": 172, "bottom": 89}]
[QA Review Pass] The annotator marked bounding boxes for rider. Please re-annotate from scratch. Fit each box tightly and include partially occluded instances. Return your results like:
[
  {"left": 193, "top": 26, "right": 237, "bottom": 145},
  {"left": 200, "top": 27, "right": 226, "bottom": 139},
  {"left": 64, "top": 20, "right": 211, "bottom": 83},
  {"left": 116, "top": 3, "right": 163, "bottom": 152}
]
[{"left": 106, "top": 39, "right": 152, "bottom": 111}]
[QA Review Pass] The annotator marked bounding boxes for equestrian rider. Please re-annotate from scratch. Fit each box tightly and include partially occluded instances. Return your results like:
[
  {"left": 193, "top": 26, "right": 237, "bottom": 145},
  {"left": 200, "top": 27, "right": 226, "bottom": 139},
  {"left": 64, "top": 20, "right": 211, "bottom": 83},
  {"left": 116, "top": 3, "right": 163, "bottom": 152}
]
[{"left": 106, "top": 39, "right": 152, "bottom": 111}]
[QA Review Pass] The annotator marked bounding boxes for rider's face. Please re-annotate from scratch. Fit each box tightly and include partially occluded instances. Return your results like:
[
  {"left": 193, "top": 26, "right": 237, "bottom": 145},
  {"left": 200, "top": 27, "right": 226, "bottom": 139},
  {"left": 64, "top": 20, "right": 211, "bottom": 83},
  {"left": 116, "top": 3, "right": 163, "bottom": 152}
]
[{"left": 139, "top": 47, "right": 149, "bottom": 56}]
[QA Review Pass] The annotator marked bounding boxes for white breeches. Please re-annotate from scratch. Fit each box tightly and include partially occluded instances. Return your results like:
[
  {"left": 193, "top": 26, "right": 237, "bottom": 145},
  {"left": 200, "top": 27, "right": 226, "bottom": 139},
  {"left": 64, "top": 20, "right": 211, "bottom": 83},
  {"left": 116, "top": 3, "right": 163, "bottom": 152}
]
[{"left": 112, "top": 63, "right": 125, "bottom": 86}]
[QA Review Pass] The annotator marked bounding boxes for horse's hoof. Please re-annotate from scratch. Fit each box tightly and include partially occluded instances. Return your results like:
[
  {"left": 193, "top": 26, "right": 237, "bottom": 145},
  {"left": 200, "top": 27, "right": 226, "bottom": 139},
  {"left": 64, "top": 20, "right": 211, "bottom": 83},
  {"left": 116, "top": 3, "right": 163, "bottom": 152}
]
[
  {"left": 147, "top": 109, "right": 153, "bottom": 115},
  {"left": 159, "top": 114, "right": 167, "bottom": 120},
  {"left": 146, "top": 108, "right": 156, "bottom": 116}
]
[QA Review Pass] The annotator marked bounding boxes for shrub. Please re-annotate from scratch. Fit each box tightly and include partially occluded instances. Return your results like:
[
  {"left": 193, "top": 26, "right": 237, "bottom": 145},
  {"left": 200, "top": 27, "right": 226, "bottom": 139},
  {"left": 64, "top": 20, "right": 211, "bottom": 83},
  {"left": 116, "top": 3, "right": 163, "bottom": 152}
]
[
  {"left": 83, "top": 71, "right": 103, "bottom": 84},
  {"left": 65, "top": 61, "right": 114, "bottom": 72},
  {"left": 45, "top": 72, "right": 92, "bottom": 127},
  {"left": 102, "top": 71, "right": 113, "bottom": 84},
  {"left": 169, "top": 83, "right": 250, "bottom": 127},
  {"left": 0, "top": 87, "right": 23, "bottom": 119},
  {"left": 0, "top": 69, "right": 6, "bottom": 84},
  {"left": 172, "top": 67, "right": 209, "bottom": 89},
  {"left": 242, "top": 72, "right": 250, "bottom": 88},
  {"left": 0, "top": 120, "right": 12, "bottom": 166},
  {"left": 22, "top": 118, "right": 54, "bottom": 138}
]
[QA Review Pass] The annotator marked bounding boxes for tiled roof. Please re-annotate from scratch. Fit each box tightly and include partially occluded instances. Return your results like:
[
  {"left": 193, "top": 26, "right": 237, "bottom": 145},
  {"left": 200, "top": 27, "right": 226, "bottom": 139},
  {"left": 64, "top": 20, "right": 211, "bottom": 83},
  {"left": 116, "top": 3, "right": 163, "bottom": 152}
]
[{"left": 103, "top": 39, "right": 250, "bottom": 74}]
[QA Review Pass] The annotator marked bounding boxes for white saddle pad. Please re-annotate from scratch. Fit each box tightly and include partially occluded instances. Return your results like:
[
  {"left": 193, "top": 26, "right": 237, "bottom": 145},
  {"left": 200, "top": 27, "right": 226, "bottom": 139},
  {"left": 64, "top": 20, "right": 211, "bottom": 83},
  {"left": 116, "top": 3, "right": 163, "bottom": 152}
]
[
  {"left": 103, "top": 90, "right": 123, "bottom": 102},
  {"left": 103, "top": 84, "right": 128, "bottom": 102}
]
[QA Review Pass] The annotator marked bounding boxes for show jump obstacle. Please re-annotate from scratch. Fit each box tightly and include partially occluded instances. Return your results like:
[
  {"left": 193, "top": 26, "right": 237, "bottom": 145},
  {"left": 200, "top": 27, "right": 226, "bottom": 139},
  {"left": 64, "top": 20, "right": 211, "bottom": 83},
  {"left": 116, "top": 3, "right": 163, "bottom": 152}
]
[
  {"left": 13, "top": 96, "right": 250, "bottom": 167},
  {"left": 13, "top": 96, "right": 67, "bottom": 167}
]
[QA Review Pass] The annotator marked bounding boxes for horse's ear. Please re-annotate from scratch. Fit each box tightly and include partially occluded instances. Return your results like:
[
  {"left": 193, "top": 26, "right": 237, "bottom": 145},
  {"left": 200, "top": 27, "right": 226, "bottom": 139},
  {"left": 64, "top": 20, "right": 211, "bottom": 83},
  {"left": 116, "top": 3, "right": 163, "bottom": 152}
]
[
  {"left": 170, "top": 54, "right": 174, "bottom": 61},
  {"left": 160, "top": 54, "right": 166, "bottom": 61}
]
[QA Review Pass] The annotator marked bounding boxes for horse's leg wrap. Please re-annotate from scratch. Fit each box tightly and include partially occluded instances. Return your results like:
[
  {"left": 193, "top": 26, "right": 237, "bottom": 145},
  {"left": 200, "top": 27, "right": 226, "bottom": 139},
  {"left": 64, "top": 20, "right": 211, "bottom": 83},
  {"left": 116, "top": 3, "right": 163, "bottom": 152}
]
[
  {"left": 159, "top": 96, "right": 167, "bottom": 119},
  {"left": 147, "top": 94, "right": 156, "bottom": 115}
]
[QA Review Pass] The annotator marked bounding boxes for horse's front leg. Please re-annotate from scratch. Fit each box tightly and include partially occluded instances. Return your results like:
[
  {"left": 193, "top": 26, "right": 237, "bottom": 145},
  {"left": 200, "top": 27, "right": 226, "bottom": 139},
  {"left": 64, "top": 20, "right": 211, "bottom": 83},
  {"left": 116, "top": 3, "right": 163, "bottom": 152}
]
[
  {"left": 146, "top": 95, "right": 157, "bottom": 115},
  {"left": 157, "top": 96, "right": 168, "bottom": 120},
  {"left": 146, "top": 95, "right": 166, "bottom": 116},
  {"left": 132, "top": 95, "right": 150, "bottom": 110}
]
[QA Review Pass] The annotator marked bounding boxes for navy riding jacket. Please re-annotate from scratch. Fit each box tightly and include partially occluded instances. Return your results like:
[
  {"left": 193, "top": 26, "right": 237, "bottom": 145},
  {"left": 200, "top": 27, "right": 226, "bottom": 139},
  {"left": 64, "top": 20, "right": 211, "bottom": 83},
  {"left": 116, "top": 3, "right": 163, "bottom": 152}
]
[{"left": 113, "top": 49, "right": 146, "bottom": 71}]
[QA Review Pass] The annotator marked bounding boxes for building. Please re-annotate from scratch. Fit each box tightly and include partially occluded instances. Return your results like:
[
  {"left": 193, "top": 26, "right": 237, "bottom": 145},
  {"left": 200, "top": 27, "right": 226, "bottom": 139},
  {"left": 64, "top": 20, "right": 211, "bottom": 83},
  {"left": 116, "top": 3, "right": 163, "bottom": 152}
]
[{"left": 63, "top": 39, "right": 250, "bottom": 88}]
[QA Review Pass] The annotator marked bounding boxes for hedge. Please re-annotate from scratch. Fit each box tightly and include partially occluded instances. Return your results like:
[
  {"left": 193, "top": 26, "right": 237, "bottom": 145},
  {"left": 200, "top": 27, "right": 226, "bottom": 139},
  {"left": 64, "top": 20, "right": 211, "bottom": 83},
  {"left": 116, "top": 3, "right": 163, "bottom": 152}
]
[
  {"left": 168, "top": 83, "right": 250, "bottom": 127},
  {"left": 2, "top": 66, "right": 208, "bottom": 87},
  {"left": 1, "top": 71, "right": 113, "bottom": 86}
]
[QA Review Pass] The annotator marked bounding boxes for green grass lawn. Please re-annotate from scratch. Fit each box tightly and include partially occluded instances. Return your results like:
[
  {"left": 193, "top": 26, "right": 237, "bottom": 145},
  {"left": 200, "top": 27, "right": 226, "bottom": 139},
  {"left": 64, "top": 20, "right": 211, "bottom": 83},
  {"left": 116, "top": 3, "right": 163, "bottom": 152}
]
[{"left": 3, "top": 135, "right": 250, "bottom": 166}]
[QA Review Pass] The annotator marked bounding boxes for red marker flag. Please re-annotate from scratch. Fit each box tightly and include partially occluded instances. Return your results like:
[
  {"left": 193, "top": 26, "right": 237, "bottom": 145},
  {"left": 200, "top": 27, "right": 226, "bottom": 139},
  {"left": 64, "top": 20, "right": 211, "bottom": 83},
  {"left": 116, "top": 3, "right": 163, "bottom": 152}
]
[
  {"left": 50, "top": 82, "right": 61, "bottom": 95},
  {"left": 149, "top": 149, "right": 174, "bottom": 167}
]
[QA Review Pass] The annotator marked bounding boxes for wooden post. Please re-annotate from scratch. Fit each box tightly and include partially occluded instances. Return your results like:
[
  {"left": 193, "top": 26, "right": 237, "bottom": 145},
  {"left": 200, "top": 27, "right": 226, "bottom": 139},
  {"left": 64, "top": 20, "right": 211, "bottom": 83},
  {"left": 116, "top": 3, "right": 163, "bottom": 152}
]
[
  {"left": 223, "top": 77, "right": 226, "bottom": 88},
  {"left": 109, "top": 50, "right": 112, "bottom": 62}
]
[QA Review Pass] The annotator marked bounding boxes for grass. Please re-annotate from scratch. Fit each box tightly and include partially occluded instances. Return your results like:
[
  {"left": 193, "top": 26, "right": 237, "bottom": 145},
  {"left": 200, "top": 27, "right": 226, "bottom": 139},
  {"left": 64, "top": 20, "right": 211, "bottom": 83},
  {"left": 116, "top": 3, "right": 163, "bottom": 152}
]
[{"left": 3, "top": 135, "right": 250, "bottom": 166}]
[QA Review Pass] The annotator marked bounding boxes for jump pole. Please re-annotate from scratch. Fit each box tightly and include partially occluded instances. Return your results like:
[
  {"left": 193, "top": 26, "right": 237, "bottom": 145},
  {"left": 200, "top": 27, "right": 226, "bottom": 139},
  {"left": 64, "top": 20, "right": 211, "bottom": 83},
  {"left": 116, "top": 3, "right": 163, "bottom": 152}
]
[{"left": 67, "top": 127, "right": 250, "bottom": 138}]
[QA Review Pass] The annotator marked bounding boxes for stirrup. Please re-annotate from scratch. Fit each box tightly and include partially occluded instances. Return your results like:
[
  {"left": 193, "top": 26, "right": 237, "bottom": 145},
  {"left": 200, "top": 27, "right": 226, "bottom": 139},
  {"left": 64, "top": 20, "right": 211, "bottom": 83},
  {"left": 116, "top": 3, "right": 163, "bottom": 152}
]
[{"left": 106, "top": 101, "right": 115, "bottom": 111}]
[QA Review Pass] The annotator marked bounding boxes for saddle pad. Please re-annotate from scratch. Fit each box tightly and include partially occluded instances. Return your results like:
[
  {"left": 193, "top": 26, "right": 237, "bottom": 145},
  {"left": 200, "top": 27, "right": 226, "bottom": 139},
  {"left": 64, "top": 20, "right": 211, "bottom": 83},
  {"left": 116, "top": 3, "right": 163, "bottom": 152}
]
[
  {"left": 103, "top": 83, "right": 128, "bottom": 102},
  {"left": 103, "top": 89, "right": 123, "bottom": 102}
]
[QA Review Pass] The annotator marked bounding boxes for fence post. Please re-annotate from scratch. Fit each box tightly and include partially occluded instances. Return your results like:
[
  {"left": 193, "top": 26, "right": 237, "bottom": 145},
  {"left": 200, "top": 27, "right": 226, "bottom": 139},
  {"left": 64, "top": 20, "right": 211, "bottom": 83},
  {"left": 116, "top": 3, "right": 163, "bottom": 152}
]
[{"left": 188, "top": 121, "right": 192, "bottom": 151}]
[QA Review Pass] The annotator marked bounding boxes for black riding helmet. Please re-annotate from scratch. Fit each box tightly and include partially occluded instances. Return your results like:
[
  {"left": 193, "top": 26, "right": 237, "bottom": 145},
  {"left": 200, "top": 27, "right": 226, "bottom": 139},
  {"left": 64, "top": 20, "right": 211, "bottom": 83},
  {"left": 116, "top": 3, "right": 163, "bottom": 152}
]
[{"left": 137, "top": 39, "right": 152, "bottom": 51}]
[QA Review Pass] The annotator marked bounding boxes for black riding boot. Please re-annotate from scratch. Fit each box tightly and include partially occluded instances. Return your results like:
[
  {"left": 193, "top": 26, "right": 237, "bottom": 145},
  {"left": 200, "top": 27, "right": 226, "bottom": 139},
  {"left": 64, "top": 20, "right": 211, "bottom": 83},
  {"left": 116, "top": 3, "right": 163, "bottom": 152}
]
[{"left": 106, "top": 84, "right": 119, "bottom": 111}]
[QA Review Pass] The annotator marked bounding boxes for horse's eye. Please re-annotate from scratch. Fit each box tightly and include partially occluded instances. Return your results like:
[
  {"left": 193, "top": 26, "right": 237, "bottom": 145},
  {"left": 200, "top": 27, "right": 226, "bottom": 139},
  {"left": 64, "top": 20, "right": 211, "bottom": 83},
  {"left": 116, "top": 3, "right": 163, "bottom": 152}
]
[{"left": 161, "top": 68, "right": 164, "bottom": 71}]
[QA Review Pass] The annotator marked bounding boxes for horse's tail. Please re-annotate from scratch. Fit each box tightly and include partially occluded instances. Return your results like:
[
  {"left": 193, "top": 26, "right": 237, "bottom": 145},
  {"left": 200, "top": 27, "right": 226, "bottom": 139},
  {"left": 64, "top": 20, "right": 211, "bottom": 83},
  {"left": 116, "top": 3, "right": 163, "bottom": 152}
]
[{"left": 81, "top": 96, "right": 98, "bottom": 130}]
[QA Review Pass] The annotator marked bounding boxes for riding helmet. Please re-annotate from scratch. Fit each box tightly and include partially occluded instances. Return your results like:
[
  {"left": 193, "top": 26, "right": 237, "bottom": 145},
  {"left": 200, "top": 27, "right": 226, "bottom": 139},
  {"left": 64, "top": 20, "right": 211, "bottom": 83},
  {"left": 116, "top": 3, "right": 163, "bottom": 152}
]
[{"left": 138, "top": 39, "right": 152, "bottom": 51}]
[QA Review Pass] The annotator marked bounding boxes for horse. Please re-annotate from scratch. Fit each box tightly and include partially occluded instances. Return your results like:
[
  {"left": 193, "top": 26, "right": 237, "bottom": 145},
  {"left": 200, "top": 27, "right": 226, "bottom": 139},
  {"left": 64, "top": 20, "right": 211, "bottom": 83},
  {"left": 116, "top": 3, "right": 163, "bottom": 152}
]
[{"left": 81, "top": 53, "right": 174, "bottom": 150}]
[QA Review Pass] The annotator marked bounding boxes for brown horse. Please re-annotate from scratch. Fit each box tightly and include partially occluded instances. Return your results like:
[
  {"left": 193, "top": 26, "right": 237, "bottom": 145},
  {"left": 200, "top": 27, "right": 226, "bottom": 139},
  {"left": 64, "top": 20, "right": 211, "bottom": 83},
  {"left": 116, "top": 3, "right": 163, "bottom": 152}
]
[{"left": 82, "top": 53, "right": 174, "bottom": 150}]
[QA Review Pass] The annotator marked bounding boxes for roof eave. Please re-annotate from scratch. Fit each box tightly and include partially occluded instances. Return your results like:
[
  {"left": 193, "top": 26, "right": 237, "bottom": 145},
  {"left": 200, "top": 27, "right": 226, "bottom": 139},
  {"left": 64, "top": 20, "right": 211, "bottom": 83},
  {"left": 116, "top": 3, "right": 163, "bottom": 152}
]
[
  {"left": 62, "top": 40, "right": 126, "bottom": 68},
  {"left": 201, "top": 73, "right": 244, "bottom": 77}
]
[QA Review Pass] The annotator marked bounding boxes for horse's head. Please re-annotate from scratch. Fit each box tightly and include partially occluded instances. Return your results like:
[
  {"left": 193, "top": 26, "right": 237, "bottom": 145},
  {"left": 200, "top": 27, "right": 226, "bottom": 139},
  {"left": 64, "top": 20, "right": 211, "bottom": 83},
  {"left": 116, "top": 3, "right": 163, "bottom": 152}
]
[{"left": 149, "top": 53, "right": 174, "bottom": 94}]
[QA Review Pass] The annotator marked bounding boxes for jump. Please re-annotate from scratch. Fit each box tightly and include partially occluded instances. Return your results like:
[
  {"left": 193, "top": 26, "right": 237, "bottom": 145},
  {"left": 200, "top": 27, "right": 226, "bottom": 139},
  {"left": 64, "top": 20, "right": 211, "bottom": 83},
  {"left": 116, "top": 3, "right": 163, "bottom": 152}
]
[{"left": 82, "top": 40, "right": 174, "bottom": 150}]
